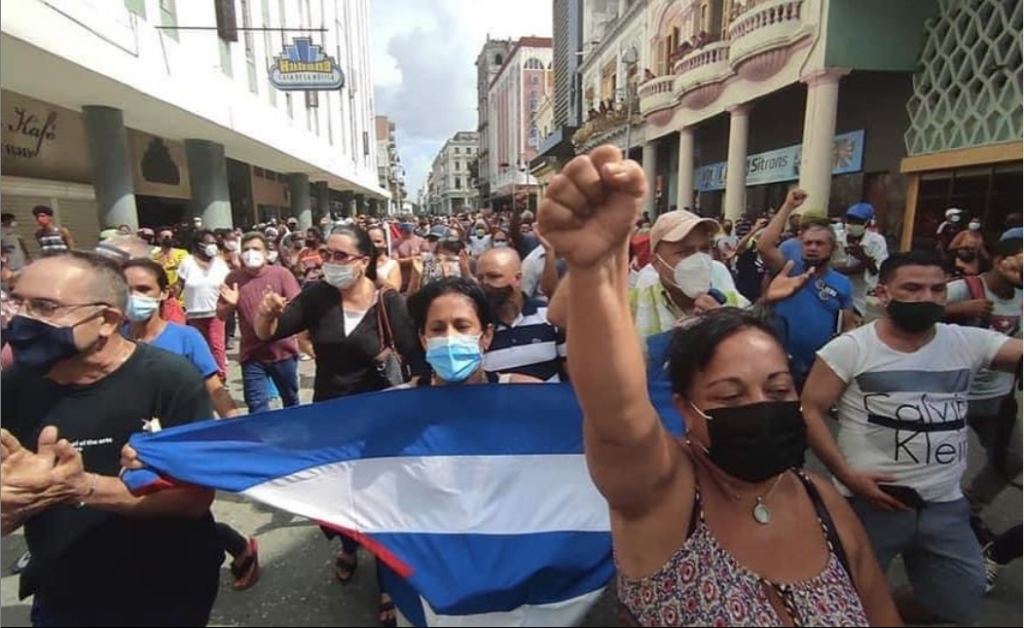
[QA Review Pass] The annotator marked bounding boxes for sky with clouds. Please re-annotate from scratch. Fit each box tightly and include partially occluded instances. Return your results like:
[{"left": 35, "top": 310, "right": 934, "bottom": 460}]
[{"left": 371, "top": 0, "right": 552, "bottom": 201}]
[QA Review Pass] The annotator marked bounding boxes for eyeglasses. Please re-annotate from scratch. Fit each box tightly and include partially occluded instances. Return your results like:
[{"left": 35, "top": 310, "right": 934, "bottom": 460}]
[
  {"left": 322, "top": 250, "right": 366, "bottom": 264},
  {"left": 8, "top": 296, "right": 110, "bottom": 319}
]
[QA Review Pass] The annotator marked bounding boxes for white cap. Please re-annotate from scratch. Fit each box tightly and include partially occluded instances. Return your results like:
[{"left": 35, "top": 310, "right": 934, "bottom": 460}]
[{"left": 945, "top": 208, "right": 964, "bottom": 218}]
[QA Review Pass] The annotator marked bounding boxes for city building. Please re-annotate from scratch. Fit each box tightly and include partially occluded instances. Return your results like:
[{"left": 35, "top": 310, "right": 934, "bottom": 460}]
[
  {"left": 487, "top": 36, "right": 554, "bottom": 212},
  {"left": 375, "top": 115, "right": 406, "bottom": 216},
  {"left": 475, "top": 37, "right": 516, "bottom": 207},
  {"left": 898, "top": 0, "right": 1021, "bottom": 249},
  {"left": 570, "top": 0, "right": 947, "bottom": 244},
  {"left": 425, "top": 131, "right": 480, "bottom": 215},
  {"left": 1, "top": 0, "right": 387, "bottom": 250},
  {"left": 532, "top": 0, "right": 585, "bottom": 192}
]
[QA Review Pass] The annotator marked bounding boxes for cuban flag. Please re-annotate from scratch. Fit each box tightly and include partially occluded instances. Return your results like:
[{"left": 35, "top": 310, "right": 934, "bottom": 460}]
[{"left": 124, "top": 383, "right": 680, "bottom": 626}]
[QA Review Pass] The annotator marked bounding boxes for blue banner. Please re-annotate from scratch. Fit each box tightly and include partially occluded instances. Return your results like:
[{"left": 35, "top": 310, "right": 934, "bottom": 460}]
[{"left": 695, "top": 129, "right": 866, "bottom": 192}]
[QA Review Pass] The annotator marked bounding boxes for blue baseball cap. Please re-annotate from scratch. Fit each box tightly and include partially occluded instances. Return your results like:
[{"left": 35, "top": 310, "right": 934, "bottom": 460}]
[
  {"left": 1000, "top": 227, "right": 1023, "bottom": 242},
  {"left": 845, "top": 202, "right": 875, "bottom": 222}
]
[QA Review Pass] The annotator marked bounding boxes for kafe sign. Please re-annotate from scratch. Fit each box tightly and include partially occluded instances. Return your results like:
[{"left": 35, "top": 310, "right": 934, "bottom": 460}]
[
  {"left": 696, "top": 130, "right": 866, "bottom": 192},
  {"left": 269, "top": 37, "right": 344, "bottom": 91}
]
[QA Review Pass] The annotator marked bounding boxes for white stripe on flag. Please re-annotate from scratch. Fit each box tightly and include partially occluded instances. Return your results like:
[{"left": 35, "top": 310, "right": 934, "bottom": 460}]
[
  {"left": 243, "top": 454, "right": 610, "bottom": 534},
  {"left": 483, "top": 340, "right": 560, "bottom": 371},
  {"left": 396, "top": 588, "right": 607, "bottom": 627}
]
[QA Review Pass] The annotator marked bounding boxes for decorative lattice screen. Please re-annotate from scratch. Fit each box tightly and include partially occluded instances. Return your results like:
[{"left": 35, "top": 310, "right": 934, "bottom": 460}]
[{"left": 905, "top": 0, "right": 1022, "bottom": 155}]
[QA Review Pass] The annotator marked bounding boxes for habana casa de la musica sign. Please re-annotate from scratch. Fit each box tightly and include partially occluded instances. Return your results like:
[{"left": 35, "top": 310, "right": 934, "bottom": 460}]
[{"left": 269, "top": 37, "right": 344, "bottom": 91}]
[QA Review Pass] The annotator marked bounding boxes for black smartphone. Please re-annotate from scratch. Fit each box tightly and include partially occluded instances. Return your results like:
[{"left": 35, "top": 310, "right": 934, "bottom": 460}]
[{"left": 878, "top": 484, "right": 925, "bottom": 509}]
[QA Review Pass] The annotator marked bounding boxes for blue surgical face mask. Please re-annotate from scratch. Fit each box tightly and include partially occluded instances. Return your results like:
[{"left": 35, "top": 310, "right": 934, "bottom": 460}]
[
  {"left": 425, "top": 334, "right": 483, "bottom": 382},
  {"left": 6, "top": 313, "right": 99, "bottom": 371},
  {"left": 125, "top": 294, "right": 161, "bottom": 322}
]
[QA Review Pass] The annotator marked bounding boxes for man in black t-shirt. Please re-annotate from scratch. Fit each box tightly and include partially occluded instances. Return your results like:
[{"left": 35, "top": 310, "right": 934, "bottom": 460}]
[{"left": 1, "top": 251, "right": 222, "bottom": 627}]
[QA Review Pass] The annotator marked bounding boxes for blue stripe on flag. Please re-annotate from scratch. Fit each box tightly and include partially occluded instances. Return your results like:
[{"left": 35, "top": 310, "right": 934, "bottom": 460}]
[
  {"left": 125, "top": 383, "right": 680, "bottom": 493},
  {"left": 375, "top": 530, "right": 613, "bottom": 615}
]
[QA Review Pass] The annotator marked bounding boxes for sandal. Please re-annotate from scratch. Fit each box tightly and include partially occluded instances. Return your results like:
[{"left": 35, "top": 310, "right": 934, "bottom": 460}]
[
  {"left": 334, "top": 549, "right": 358, "bottom": 583},
  {"left": 230, "top": 537, "right": 260, "bottom": 591},
  {"left": 378, "top": 593, "right": 397, "bottom": 628}
]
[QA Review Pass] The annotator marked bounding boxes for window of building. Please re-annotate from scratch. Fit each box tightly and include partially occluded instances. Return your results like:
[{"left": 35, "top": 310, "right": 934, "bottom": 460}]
[
  {"left": 219, "top": 39, "right": 233, "bottom": 77},
  {"left": 525, "top": 57, "right": 544, "bottom": 70},
  {"left": 454, "top": 147, "right": 460, "bottom": 154},
  {"left": 455, "top": 178, "right": 462, "bottom": 189},
  {"left": 531, "top": 75, "right": 539, "bottom": 85},
  {"left": 264, "top": 0, "right": 276, "bottom": 106},
  {"left": 494, "top": 53, "right": 503, "bottom": 65},
  {"left": 160, "top": 0, "right": 178, "bottom": 40},
  {"left": 455, "top": 161, "right": 461, "bottom": 171},
  {"left": 241, "top": 0, "right": 257, "bottom": 94},
  {"left": 125, "top": 0, "right": 146, "bottom": 18}
]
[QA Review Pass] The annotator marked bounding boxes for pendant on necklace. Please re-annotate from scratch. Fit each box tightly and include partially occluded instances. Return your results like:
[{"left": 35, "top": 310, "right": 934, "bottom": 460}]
[{"left": 752, "top": 498, "right": 771, "bottom": 525}]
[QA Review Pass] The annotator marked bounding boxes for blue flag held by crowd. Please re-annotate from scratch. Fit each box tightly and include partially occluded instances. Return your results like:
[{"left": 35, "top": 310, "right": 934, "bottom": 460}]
[{"left": 124, "top": 383, "right": 680, "bottom": 627}]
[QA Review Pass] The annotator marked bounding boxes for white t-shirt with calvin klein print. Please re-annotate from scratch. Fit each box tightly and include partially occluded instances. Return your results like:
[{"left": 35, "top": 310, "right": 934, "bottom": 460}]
[{"left": 817, "top": 322, "right": 1009, "bottom": 503}]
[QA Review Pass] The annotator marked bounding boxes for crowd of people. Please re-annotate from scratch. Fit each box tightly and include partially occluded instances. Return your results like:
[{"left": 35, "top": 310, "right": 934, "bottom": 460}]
[{"left": 0, "top": 142, "right": 1021, "bottom": 627}]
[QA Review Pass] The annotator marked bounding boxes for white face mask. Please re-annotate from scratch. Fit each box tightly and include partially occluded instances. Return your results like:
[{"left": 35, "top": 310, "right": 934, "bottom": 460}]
[
  {"left": 242, "top": 249, "right": 266, "bottom": 269},
  {"left": 224, "top": 240, "right": 239, "bottom": 252},
  {"left": 950, "top": 214, "right": 962, "bottom": 223},
  {"left": 968, "top": 221, "right": 981, "bottom": 231},
  {"left": 203, "top": 243, "right": 219, "bottom": 258},
  {"left": 659, "top": 251, "right": 712, "bottom": 299},
  {"left": 323, "top": 262, "right": 360, "bottom": 289},
  {"left": 267, "top": 250, "right": 279, "bottom": 264}
]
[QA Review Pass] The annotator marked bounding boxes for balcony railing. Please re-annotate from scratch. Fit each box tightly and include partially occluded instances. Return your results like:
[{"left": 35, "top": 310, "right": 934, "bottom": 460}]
[
  {"left": 673, "top": 40, "right": 730, "bottom": 76},
  {"left": 728, "top": 0, "right": 809, "bottom": 66},
  {"left": 572, "top": 96, "right": 642, "bottom": 148},
  {"left": 672, "top": 40, "right": 733, "bottom": 101},
  {"left": 638, "top": 75, "right": 676, "bottom": 115}
]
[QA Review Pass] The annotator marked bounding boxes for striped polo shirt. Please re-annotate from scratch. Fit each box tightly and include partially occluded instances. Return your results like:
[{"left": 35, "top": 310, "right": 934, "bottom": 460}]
[{"left": 483, "top": 295, "right": 567, "bottom": 382}]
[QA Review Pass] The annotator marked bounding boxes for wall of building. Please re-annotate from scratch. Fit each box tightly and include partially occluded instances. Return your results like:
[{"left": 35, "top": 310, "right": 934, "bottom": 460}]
[
  {"left": 0, "top": 0, "right": 383, "bottom": 195},
  {"left": 825, "top": 0, "right": 938, "bottom": 71}
]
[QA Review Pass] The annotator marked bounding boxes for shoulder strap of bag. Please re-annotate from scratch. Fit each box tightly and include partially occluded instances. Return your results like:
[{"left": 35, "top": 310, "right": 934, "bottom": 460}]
[
  {"left": 795, "top": 471, "right": 854, "bottom": 584},
  {"left": 963, "top": 275, "right": 992, "bottom": 328},
  {"left": 376, "top": 288, "right": 396, "bottom": 352}
]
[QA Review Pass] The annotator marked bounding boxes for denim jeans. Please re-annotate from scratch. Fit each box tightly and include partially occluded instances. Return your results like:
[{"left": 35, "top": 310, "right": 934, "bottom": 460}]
[{"left": 241, "top": 357, "right": 300, "bottom": 413}]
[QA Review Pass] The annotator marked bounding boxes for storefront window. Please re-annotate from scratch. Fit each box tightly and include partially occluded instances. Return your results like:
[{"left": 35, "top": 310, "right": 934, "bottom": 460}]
[{"left": 911, "top": 163, "right": 1022, "bottom": 250}]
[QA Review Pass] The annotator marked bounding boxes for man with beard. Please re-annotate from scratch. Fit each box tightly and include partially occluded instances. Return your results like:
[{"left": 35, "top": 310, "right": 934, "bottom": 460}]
[
  {"left": 758, "top": 188, "right": 856, "bottom": 386},
  {"left": 476, "top": 247, "right": 566, "bottom": 382}
]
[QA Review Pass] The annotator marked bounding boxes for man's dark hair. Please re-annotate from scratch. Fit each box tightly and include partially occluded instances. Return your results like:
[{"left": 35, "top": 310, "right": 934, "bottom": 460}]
[
  {"left": 992, "top": 238, "right": 1023, "bottom": 259},
  {"left": 407, "top": 276, "right": 495, "bottom": 334},
  {"left": 241, "top": 232, "right": 268, "bottom": 248},
  {"left": 667, "top": 307, "right": 784, "bottom": 397},
  {"left": 1, "top": 213, "right": 15, "bottom": 225},
  {"left": 32, "top": 205, "right": 54, "bottom": 218},
  {"left": 878, "top": 250, "right": 945, "bottom": 284},
  {"left": 123, "top": 258, "right": 170, "bottom": 291}
]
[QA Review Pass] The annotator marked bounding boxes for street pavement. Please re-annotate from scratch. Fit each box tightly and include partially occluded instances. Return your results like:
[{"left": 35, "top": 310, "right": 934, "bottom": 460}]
[{"left": 2, "top": 345, "right": 1021, "bottom": 627}]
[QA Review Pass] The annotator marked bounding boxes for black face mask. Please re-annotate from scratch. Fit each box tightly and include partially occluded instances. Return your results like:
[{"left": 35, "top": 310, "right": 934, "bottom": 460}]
[
  {"left": 160, "top": 237, "right": 173, "bottom": 247},
  {"left": 483, "top": 285, "right": 515, "bottom": 310},
  {"left": 695, "top": 400, "right": 807, "bottom": 483},
  {"left": 956, "top": 249, "right": 977, "bottom": 262},
  {"left": 802, "top": 257, "right": 830, "bottom": 269},
  {"left": 886, "top": 299, "right": 944, "bottom": 333}
]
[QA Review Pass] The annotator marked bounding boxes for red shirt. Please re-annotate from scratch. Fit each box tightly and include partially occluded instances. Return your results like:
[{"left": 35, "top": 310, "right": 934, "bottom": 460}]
[{"left": 226, "top": 265, "right": 302, "bottom": 363}]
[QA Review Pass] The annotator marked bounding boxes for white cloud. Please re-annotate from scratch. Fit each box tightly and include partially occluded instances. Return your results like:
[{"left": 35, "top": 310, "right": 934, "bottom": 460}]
[{"left": 371, "top": 0, "right": 552, "bottom": 202}]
